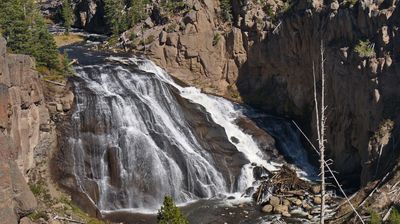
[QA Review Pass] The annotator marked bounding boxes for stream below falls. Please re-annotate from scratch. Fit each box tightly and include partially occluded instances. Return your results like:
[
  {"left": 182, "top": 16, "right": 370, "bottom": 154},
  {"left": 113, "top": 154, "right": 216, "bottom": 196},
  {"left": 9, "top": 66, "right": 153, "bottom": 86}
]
[{"left": 58, "top": 43, "right": 319, "bottom": 224}]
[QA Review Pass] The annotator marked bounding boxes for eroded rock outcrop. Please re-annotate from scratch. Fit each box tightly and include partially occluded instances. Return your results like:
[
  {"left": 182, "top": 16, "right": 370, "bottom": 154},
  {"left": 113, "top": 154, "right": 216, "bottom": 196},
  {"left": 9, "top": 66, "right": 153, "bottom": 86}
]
[
  {"left": 0, "top": 37, "right": 51, "bottom": 223},
  {"left": 0, "top": 37, "right": 50, "bottom": 176}
]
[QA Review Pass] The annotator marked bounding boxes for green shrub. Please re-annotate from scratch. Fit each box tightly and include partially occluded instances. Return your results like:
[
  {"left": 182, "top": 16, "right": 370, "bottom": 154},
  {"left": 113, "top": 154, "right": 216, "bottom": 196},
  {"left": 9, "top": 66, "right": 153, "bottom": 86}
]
[
  {"left": 354, "top": 39, "right": 375, "bottom": 58},
  {"left": 30, "top": 182, "right": 46, "bottom": 197},
  {"left": 28, "top": 211, "right": 48, "bottom": 221},
  {"left": 369, "top": 209, "right": 381, "bottom": 224},
  {"left": 0, "top": 0, "right": 60, "bottom": 70},
  {"left": 157, "top": 196, "right": 189, "bottom": 224},
  {"left": 167, "top": 23, "right": 178, "bottom": 33},
  {"left": 389, "top": 208, "right": 400, "bottom": 224},
  {"left": 212, "top": 33, "right": 221, "bottom": 46},
  {"left": 162, "top": 0, "right": 188, "bottom": 14},
  {"left": 220, "top": 0, "right": 233, "bottom": 22},
  {"left": 346, "top": 0, "right": 358, "bottom": 7},
  {"left": 104, "top": 0, "right": 149, "bottom": 35}
]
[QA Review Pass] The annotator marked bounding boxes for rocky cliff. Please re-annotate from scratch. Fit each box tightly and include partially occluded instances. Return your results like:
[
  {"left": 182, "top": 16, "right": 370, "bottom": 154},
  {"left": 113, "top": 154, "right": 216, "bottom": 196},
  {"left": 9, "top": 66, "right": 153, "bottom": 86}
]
[
  {"left": 39, "top": 0, "right": 107, "bottom": 33},
  {"left": 112, "top": 0, "right": 400, "bottom": 192},
  {"left": 0, "top": 36, "right": 49, "bottom": 223}
]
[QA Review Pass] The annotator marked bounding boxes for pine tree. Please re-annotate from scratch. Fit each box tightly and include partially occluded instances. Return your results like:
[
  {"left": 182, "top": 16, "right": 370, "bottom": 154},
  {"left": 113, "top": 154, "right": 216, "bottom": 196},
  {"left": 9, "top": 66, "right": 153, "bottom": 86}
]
[
  {"left": 61, "top": 0, "right": 73, "bottom": 34},
  {"left": 104, "top": 0, "right": 128, "bottom": 35},
  {"left": 0, "top": 0, "right": 61, "bottom": 70},
  {"left": 157, "top": 196, "right": 189, "bottom": 224},
  {"left": 127, "top": 0, "right": 149, "bottom": 27}
]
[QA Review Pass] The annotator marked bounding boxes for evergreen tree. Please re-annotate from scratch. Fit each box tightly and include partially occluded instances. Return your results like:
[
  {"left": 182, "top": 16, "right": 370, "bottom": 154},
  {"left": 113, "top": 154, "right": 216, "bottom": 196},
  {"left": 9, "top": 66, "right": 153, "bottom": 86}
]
[
  {"left": 104, "top": 0, "right": 128, "bottom": 35},
  {"left": 127, "top": 0, "right": 149, "bottom": 27},
  {"left": 104, "top": 0, "right": 149, "bottom": 35},
  {"left": 157, "top": 196, "right": 189, "bottom": 224},
  {"left": 0, "top": 0, "right": 61, "bottom": 70},
  {"left": 61, "top": 0, "right": 73, "bottom": 34}
]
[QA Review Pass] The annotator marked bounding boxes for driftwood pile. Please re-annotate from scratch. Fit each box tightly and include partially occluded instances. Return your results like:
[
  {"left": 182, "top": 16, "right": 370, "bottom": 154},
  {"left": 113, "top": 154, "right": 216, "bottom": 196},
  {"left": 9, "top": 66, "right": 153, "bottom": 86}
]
[{"left": 253, "top": 165, "right": 338, "bottom": 221}]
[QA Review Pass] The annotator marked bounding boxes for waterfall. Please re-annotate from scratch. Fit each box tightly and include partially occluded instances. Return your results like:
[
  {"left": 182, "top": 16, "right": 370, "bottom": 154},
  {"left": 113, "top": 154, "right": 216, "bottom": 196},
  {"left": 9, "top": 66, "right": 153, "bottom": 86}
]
[{"left": 65, "top": 56, "right": 314, "bottom": 214}]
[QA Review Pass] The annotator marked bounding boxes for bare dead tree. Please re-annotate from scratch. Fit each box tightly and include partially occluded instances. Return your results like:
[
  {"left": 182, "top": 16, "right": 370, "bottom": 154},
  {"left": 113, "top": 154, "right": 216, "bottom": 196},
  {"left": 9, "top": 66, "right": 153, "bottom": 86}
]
[
  {"left": 309, "top": 40, "right": 365, "bottom": 224},
  {"left": 313, "top": 39, "right": 327, "bottom": 223}
]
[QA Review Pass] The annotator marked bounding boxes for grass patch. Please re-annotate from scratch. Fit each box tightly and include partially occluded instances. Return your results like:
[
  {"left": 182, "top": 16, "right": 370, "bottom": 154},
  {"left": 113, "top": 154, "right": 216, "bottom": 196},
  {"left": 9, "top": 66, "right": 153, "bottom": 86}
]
[
  {"left": 368, "top": 209, "right": 381, "bottom": 224},
  {"left": 389, "top": 208, "right": 400, "bottom": 224},
  {"left": 53, "top": 34, "right": 84, "bottom": 47},
  {"left": 28, "top": 211, "right": 48, "bottom": 221}
]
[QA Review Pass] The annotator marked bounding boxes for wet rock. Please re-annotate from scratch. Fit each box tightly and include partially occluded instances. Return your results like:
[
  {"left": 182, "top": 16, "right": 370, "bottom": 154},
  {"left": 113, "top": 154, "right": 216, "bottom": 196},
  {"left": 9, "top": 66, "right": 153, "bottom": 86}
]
[
  {"left": 244, "top": 187, "right": 255, "bottom": 196},
  {"left": 253, "top": 166, "right": 269, "bottom": 180},
  {"left": 261, "top": 204, "right": 273, "bottom": 213},
  {"left": 230, "top": 136, "right": 240, "bottom": 144}
]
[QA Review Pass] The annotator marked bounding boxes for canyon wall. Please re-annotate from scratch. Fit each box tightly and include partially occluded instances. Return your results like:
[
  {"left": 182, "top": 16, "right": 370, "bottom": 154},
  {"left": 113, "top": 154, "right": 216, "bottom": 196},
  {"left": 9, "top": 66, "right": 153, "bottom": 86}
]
[
  {"left": 39, "top": 0, "right": 107, "bottom": 33},
  {"left": 0, "top": 37, "right": 50, "bottom": 223},
  {"left": 118, "top": 0, "right": 400, "bottom": 189},
  {"left": 236, "top": 0, "right": 400, "bottom": 188}
]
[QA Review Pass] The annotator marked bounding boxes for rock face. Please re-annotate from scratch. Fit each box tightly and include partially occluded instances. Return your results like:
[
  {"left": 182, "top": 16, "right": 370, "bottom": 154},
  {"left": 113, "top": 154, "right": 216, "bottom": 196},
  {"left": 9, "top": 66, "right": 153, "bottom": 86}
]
[
  {"left": 38, "top": 0, "right": 107, "bottom": 34},
  {"left": 0, "top": 37, "right": 50, "bottom": 222},
  {"left": 131, "top": 0, "right": 400, "bottom": 189},
  {"left": 0, "top": 37, "right": 50, "bottom": 176},
  {"left": 236, "top": 2, "right": 400, "bottom": 187},
  {"left": 0, "top": 161, "right": 37, "bottom": 224},
  {"left": 72, "top": 0, "right": 107, "bottom": 33}
]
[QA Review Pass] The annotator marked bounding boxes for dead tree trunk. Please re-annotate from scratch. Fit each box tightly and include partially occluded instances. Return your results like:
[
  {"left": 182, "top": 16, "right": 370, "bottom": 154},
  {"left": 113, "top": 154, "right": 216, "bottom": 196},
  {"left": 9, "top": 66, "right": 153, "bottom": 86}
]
[{"left": 313, "top": 40, "right": 326, "bottom": 223}]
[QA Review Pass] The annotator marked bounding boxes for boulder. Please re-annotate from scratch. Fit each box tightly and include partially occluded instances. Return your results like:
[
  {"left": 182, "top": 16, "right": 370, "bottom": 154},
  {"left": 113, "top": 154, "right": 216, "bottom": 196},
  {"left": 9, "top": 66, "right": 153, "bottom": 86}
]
[
  {"left": 274, "top": 204, "right": 289, "bottom": 214},
  {"left": 313, "top": 196, "right": 322, "bottom": 205},
  {"left": 269, "top": 196, "right": 280, "bottom": 207},
  {"left": 159, "top": 31, "right": 167, "bottom": 45},
  {"left": 261, "top": 204, "right": 273, "bottom": 213},
  {"left": 183, "top": 11, "right": 197, "bottom": 24},
  {"left": 144, "top": 17, "right": 154, "bottom": 28},
  {"left": 0, "top": 161, "right": 37, "bottom": 223},
  {"left": 166, "top": 33, "right": 179, "bottom": 47},
  {"left": 19, "top": 217, "right": 33, "bottom": 224},
  {"left": 288, "top": 197, "right": 302, "bottom": 206},
  {"left": 311, "top": 185, "right": 321, "bottom": 194}
]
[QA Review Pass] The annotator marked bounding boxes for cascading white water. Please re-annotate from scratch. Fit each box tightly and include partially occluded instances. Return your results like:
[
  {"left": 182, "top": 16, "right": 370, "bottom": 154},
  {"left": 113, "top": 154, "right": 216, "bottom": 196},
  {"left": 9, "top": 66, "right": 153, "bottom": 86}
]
[
  {"left": 66, "top": 56, "right": 315, "bottom": 214},
  {"left": 134, "top": 59, "right": 281, "bottom": 190}
]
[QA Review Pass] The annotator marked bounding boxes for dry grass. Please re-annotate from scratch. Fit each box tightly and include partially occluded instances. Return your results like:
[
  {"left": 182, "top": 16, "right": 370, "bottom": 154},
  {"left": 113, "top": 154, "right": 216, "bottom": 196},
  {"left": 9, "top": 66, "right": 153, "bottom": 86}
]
[{"left": 53, "top": 34, "right": 84, "bottom": 47}]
